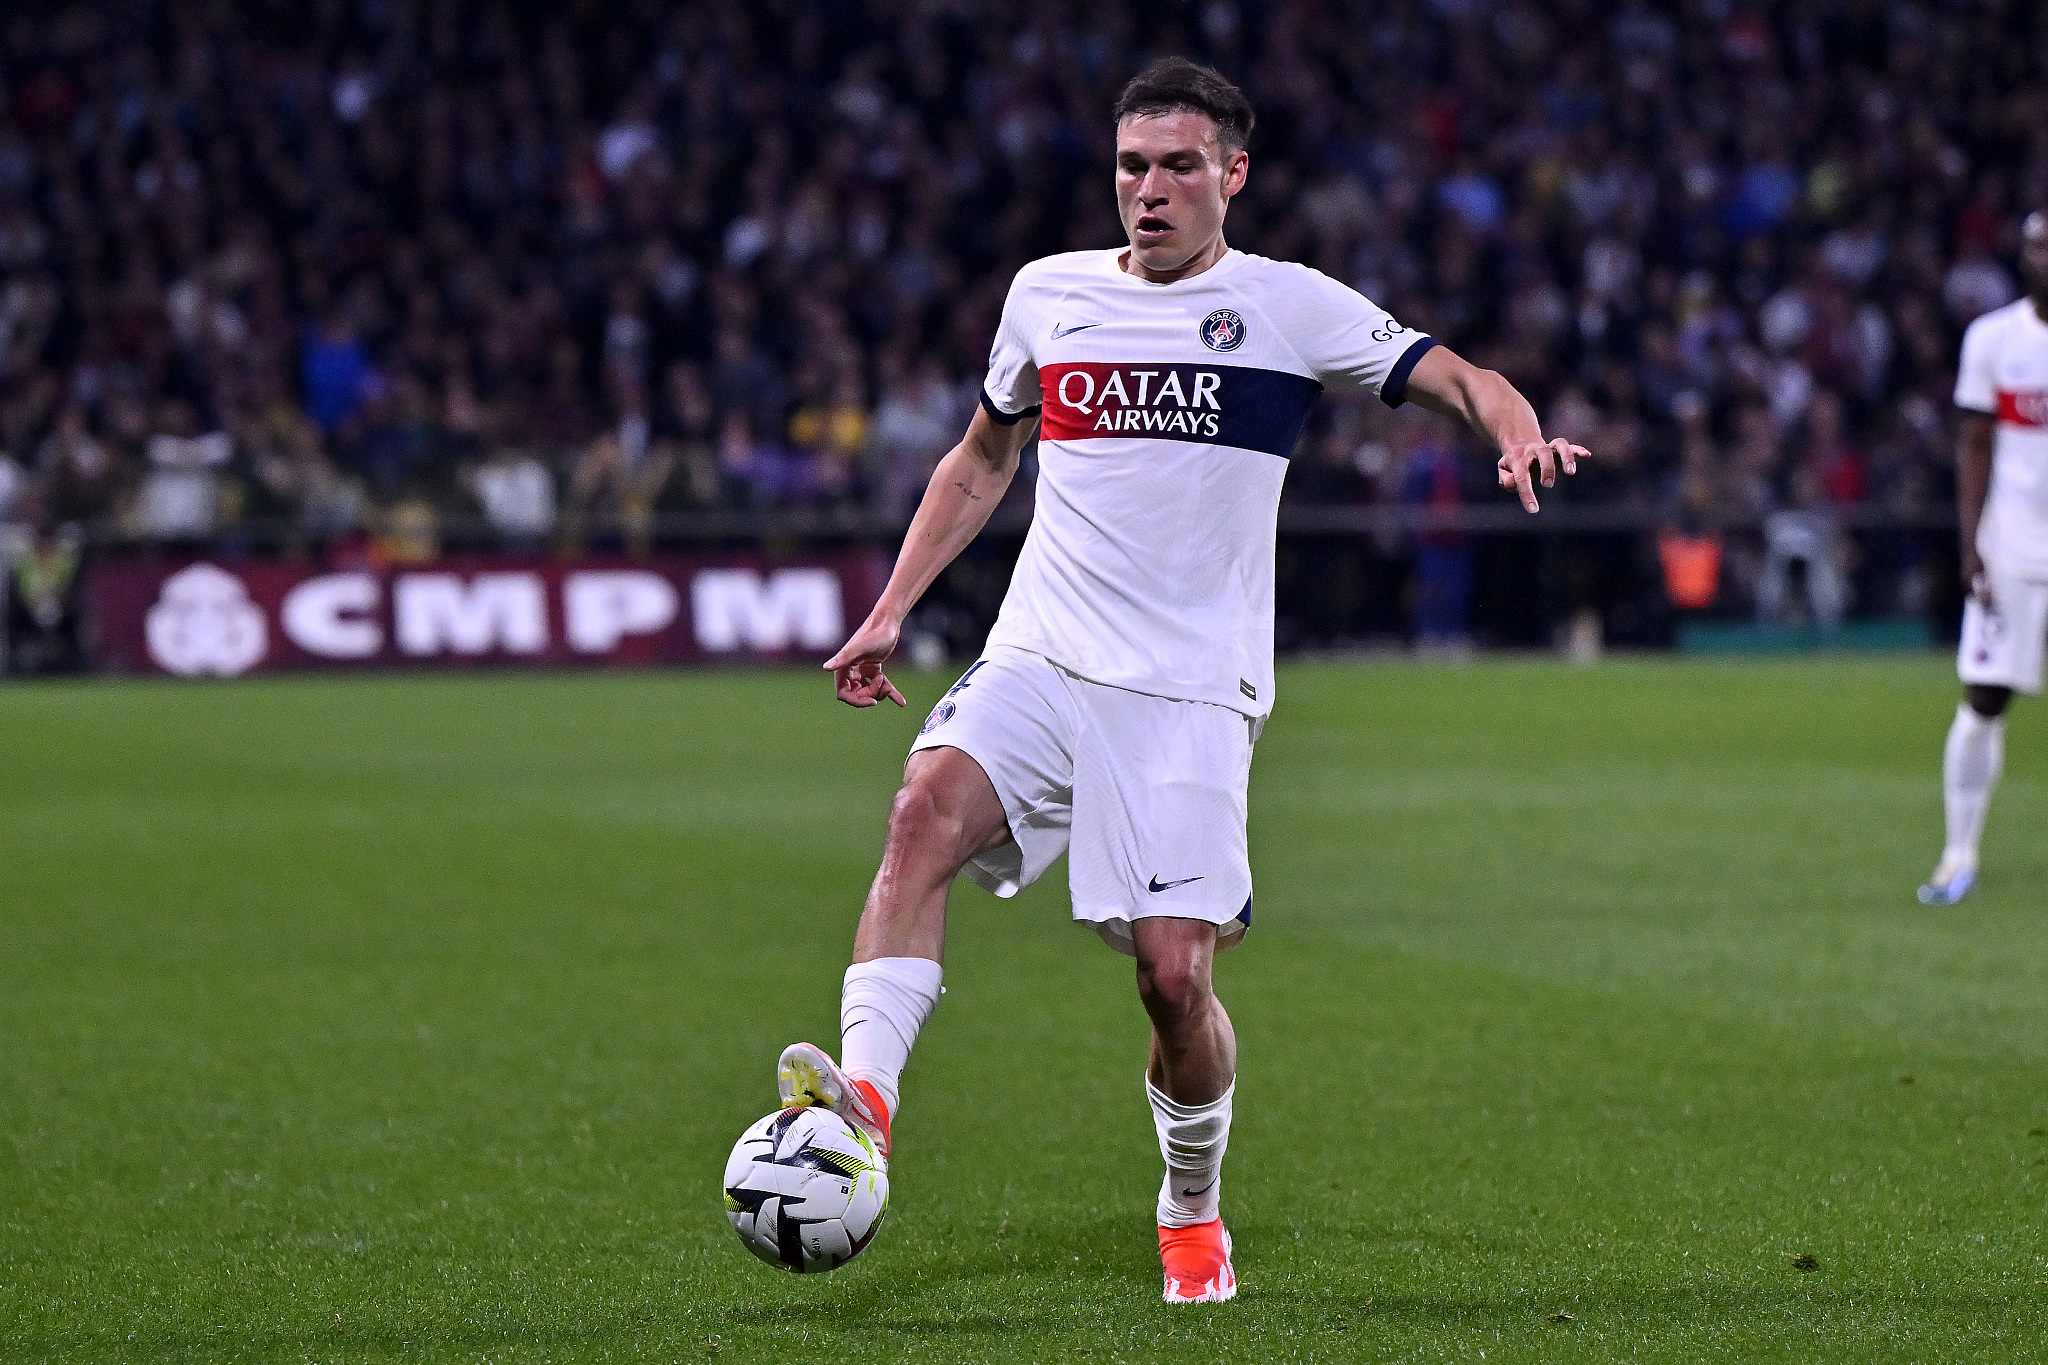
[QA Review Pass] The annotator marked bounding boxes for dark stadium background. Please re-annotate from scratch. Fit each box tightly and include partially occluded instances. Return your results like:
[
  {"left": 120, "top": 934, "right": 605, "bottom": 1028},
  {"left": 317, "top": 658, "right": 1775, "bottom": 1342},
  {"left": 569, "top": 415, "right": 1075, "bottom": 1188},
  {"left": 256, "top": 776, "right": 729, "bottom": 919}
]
[{"left": 0, "top": 0, "right": 2039, "bottom": 667}]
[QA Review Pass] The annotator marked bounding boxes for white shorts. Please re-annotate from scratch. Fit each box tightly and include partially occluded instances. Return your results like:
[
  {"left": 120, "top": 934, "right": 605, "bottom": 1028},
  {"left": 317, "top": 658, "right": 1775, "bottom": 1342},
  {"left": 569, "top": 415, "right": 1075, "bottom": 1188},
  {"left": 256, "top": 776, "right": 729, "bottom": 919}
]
[
  {"left": 908, "top": 646, "right": 1257, "bottom": 956},
  {"left": 1958, "top": 573, "right": 2048, "bottom": 695}
]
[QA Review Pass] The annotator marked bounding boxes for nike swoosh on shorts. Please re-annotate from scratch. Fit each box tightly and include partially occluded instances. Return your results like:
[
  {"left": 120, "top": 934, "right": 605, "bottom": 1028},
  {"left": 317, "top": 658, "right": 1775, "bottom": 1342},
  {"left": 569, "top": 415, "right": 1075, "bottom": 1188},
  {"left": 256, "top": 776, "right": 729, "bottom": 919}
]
[{"left": 1148, "top": 875, "right": 1205, "bottom": 893}]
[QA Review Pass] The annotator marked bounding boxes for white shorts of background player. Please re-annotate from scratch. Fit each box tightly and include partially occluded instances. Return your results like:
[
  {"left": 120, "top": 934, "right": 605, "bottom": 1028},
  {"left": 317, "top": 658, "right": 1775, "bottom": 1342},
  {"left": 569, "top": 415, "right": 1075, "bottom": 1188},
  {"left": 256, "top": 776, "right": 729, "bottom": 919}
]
[
  {"left": 909, "top": 645, "right": 1256, "bottom": 955},
  {"left": 1958, "top": 571, "right": 2048, "bottom": 695},
  {"left": 1758, "top": 508, "right": 1850, "bottom": 628}
]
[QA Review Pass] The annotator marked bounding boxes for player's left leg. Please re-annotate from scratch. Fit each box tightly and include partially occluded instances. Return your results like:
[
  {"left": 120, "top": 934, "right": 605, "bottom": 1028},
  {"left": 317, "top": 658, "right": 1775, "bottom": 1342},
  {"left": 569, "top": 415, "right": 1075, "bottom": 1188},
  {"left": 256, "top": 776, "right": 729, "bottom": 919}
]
[
  {"left": 1061, "top": 674, "right": 1253, "bottom": 1300},
  {"left": 1135, "top": 917, "right": 1238, "bottom": 1304}
]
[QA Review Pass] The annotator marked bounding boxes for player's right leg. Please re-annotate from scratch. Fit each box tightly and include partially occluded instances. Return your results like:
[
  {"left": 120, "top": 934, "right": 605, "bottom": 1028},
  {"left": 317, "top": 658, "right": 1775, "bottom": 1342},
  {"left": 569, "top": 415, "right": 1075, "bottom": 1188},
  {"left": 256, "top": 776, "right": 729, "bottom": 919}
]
[
  {"left": 1927, "top": 575, "right": 2045, "bottom": 904},
  {"left": 1922, "top": 684, "right": 2010, "bottom": 905},
  {"left": 779, "top": 745, "right": 1012, "bottom": 1154}
]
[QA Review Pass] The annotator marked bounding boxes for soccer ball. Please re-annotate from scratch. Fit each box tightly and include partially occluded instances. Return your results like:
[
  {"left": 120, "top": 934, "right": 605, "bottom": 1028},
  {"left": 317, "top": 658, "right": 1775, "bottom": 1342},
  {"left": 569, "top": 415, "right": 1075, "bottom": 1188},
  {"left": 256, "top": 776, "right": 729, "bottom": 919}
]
[{"left": 723, "top": 1105, "right": 889, "bottom": 1273}]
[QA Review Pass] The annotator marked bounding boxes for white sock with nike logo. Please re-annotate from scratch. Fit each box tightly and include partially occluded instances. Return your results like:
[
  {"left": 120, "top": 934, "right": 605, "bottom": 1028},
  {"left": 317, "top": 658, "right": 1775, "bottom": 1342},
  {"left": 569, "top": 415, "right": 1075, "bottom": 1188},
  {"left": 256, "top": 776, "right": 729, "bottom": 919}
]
[
  {"left": 1148, "top": 1075, "right": 1233, "bottom": 1227},
  {"left": 840, "top": 956, "right": 943, "bottom": 1120}
]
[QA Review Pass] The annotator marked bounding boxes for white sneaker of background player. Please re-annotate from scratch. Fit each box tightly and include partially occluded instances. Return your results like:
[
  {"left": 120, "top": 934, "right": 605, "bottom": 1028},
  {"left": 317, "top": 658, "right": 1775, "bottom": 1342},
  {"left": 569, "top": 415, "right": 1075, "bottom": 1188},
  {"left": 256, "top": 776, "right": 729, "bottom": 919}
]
[{"left": 1917, "top": 851, "right": 1976, "bottom": 906}]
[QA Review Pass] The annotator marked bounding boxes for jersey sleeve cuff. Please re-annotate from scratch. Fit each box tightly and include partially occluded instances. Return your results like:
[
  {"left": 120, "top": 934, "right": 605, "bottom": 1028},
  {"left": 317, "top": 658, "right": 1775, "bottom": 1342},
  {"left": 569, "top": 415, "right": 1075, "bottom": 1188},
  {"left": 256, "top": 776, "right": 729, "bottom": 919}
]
[
  {"left": 1380, "top": 336, "right": 1439, "bottom": 409},
  {"left": 1955, "top": 401, "right": 1996, "bottom": 416},
  {"left": 980, "top": 388, "right": 1041, "bottom": 425}
]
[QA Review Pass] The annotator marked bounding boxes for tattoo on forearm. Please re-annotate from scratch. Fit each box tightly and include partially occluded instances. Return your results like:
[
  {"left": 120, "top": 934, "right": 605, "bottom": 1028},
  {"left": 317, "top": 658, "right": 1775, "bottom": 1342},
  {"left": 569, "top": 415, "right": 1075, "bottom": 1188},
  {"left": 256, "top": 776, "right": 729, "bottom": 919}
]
[{"left": 953, "top": 480, "right": 983, "bottom": 501}]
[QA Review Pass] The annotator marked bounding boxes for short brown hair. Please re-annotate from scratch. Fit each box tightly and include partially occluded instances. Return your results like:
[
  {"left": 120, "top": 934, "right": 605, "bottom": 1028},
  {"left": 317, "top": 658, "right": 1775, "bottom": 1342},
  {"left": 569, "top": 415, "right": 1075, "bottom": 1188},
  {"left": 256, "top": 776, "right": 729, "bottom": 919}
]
[{"left": 1111, "top": 57, "right": 1255, "bottom": 155}]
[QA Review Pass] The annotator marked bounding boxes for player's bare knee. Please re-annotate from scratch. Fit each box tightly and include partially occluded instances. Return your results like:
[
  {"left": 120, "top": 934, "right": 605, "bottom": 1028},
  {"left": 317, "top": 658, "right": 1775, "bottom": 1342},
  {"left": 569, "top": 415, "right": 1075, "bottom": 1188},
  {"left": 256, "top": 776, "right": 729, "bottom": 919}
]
[
  {"left": 1136, "top": 953, "right": 1212, "bottom": 1041},
  {"left": 886, "top": 748, "right": 1006, "bottom": 871},
  {"left": 1965, "top": 685, "right": 2013, "bottom": 719},
  {"left": 886, "top": 777, "right": 971, "bottom": 864}
]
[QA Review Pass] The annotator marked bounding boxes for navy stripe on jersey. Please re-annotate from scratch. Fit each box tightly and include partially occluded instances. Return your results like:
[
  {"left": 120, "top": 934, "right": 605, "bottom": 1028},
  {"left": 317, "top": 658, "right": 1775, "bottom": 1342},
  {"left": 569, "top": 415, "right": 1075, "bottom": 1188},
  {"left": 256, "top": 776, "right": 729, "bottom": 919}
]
[
  {"left": 1038, "top": 362, "right": 1322, "bottom": 458},
  {"left": 980, "top": 387, "right": 1041, "bottom": 425},
  {"left": 1381, "top": 336, "right": 1439, "bottom": 408}
]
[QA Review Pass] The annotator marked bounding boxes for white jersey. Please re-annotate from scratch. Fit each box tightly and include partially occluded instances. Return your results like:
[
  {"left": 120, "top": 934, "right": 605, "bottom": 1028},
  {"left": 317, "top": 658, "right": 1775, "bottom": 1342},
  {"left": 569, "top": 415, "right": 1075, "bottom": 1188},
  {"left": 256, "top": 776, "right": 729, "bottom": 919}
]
[
  {"left": 1956, "top": 297, "right": 2048, "bottom": 582},
  {"left": 980, "top": 248, "right": 1435, "bottom": 718}
]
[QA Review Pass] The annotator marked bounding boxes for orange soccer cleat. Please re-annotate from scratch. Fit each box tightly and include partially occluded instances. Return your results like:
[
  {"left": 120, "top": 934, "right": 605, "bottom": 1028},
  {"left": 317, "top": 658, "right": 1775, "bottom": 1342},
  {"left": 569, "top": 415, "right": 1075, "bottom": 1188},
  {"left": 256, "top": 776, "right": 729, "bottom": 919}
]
[
  {"left": 1159, "top": 1218, "right": 1237, "bottom": 1304},
  {"left": 776, "top": 1042, "right": 892, "bottom": 1157}
]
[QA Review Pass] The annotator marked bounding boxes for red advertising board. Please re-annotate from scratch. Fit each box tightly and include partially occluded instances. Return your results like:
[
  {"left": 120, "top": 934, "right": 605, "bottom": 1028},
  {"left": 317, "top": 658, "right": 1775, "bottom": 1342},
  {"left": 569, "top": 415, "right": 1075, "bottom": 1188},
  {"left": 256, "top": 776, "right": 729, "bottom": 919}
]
[{"left": 85, "top": 551, "right": 892, "bottom": 676}]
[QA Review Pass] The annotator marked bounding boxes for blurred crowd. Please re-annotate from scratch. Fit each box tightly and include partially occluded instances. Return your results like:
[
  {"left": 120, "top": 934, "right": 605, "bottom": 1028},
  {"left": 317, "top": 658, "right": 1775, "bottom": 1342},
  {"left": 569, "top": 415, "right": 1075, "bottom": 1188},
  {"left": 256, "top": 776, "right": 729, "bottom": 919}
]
[{"left": 0, "top": 0, "right": 2043, "bottom": 635}]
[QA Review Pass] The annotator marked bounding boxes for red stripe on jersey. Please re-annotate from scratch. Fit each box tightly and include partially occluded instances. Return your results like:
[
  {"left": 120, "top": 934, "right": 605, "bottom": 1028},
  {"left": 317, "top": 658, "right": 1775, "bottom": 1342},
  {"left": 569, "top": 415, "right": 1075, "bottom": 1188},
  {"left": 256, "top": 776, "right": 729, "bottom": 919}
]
[{"left": 1997, "top": 390, "right": 2048, "bottom": 427}]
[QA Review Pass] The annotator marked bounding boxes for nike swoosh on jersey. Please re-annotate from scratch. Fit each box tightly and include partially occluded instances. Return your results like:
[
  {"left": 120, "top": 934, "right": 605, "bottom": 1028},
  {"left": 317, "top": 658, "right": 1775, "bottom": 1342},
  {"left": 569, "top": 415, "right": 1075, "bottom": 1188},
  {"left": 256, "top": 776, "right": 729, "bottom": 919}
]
[
  {"left": 1050, "top": 322, "right": 1103, "bottom": 339},
  {"left": 1148, "top": 874, "right": 1206, "bottom": 892}
]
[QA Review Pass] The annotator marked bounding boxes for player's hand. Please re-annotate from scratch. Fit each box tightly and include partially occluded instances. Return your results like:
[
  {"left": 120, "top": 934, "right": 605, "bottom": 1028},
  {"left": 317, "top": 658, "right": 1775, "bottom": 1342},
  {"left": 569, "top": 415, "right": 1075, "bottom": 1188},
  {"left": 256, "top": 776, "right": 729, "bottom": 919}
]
[
  {"left": 825, "top": 616, "right": 908, "bottom": 708},
  {"left": 1964, "top": 549, "right": 1993, "bottom": 607},
  {"left": 1497, "top": 437, "right": 1589, "bottom": 513}
]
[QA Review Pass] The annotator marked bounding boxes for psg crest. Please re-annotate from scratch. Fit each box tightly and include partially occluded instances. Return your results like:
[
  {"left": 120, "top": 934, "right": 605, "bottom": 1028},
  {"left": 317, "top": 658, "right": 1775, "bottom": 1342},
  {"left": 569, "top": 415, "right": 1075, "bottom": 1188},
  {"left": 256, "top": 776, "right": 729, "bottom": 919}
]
[{"left": 1200, "top": 308, "right": 1246, "bottom": 352}]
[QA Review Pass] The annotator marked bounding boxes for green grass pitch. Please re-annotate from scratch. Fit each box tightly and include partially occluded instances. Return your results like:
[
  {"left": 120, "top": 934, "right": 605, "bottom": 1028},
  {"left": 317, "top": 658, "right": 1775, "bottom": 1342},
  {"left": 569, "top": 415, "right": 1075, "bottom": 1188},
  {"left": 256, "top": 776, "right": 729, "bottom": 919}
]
[{"left": 3, "top": 658, "right": 2045, "bottom": 1363}]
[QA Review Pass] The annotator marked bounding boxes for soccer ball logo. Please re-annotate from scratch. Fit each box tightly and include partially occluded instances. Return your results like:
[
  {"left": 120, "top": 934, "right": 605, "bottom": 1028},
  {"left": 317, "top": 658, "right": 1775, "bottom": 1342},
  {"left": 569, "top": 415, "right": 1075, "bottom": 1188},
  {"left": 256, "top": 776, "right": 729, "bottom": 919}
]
[
  {"left": 724, "top": 1106, "right": 889, "bottom": 1273},
  {"left": 1200, "top": 308, "right": 1246, "bottom": 352}
]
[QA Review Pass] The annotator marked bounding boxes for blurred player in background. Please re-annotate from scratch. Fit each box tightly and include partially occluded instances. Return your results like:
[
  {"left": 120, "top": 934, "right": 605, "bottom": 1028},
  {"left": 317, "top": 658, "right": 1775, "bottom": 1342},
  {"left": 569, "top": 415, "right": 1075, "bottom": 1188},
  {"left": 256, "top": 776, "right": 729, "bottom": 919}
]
[
  {"left": 775, "top": 57, "right": 1588, "bottom": 1302},
  {"left": 1922, "top": 211, "right": 2048, "bottom": 906}
]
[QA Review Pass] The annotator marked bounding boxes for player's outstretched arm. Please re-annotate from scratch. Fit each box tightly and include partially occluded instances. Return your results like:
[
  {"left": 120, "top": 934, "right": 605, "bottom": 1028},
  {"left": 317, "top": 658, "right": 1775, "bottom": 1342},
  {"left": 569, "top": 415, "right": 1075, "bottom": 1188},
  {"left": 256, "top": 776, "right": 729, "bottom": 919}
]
[
  {"left": 1404, "top": 346, "right": 1588, "bottom": 513},
  {"left": 825, "top": 406, "right": 1038, "bottom": 707}
]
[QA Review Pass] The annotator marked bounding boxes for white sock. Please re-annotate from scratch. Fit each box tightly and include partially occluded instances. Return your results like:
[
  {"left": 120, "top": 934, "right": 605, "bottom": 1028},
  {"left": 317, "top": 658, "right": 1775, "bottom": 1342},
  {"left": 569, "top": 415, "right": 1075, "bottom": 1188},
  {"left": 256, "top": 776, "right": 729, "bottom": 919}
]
[
  {"left": 839, "top": 957, "right": 942, "bottom": 1119},
  {"left": 1942, "top": 703, "right": 2005, "bottom": 864},
  {"left": 1148, "top": 1075, "right": 1233, "bottom": 1228}
]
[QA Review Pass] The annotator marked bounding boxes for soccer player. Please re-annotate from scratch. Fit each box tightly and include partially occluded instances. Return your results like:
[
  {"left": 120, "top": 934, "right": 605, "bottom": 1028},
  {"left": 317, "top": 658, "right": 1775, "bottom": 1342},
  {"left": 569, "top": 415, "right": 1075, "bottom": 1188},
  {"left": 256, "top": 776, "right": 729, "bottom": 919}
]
[
  {"left": 1921, "top": 210, "right": 2048, "bottom": 906},
  {"left": 774, "top": 57, "right": 1588, "bottom": 1302}
]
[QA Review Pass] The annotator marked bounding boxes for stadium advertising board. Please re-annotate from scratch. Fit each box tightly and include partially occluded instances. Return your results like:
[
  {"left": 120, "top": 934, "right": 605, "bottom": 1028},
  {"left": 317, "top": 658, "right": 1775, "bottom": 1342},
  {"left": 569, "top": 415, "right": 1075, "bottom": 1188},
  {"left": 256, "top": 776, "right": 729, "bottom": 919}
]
[{"left": 84, "top": 552, "right": 889, "bottom": 676}]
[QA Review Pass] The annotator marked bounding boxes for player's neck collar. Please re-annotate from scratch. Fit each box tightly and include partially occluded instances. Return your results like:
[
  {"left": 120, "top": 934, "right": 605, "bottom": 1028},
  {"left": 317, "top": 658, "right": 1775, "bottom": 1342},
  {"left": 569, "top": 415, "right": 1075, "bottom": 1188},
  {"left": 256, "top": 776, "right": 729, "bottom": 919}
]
[{"left": 1109, "top": 245, "right": 1242, "bottom": 286}]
